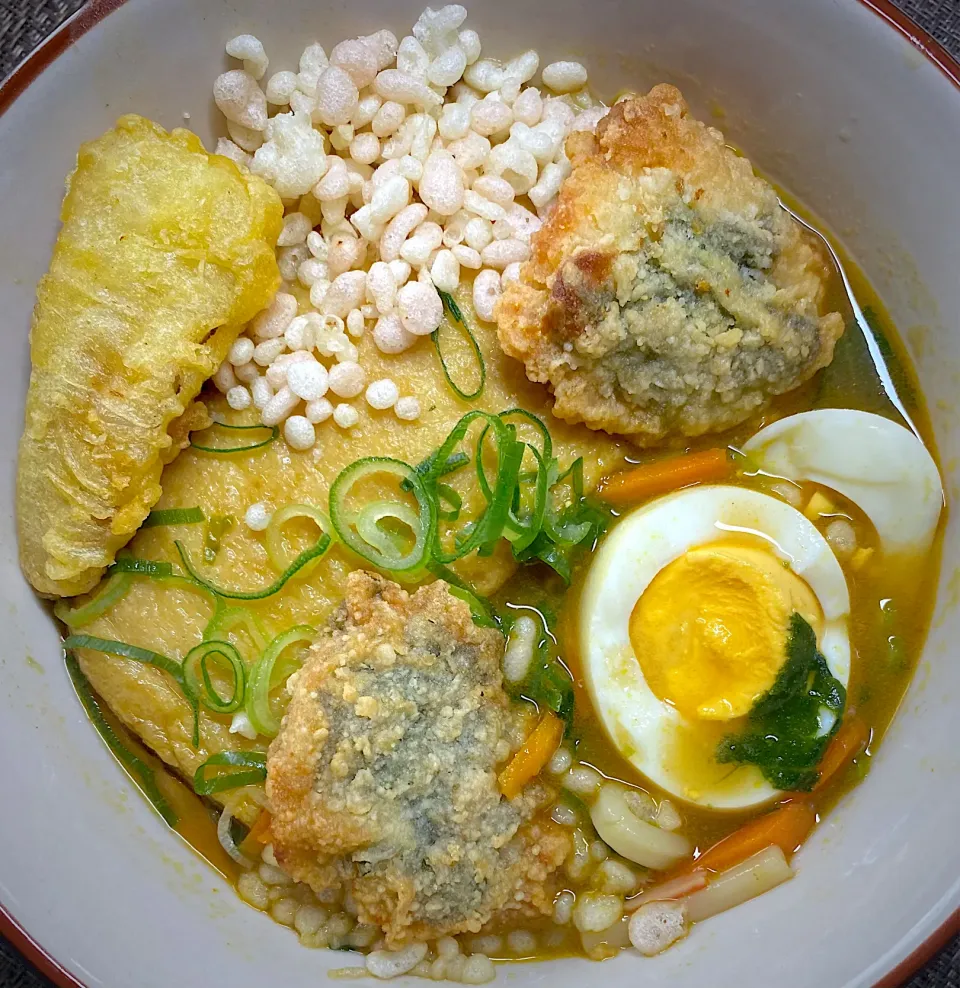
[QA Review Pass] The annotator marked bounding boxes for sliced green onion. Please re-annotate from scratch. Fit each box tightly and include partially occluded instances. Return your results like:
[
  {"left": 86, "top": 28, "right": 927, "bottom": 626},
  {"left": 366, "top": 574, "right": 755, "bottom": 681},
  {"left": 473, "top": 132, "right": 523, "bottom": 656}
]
[
  {"left": 63, "top": 634, "right": 187, "bottom": 685},
  {"left": 412, "top": 449, "right": 470, "bottom": 481},
  {"left": 559, "top": 457, "right": 585, "bottom": 501},
  {"left": 174, "top": 530, "right": 331, "bottom": 601},
  {"left": 502, "top": 444, "right": 550, "bottom": 554},
  {"left": 191, "top": 422, "right": 279, "bottom": 454},
  {"left": 434, "top": 290, "right": 485, "bottom": 400},
  {"left": 265, "top": 504, "right": 331, "bottom": 572},
  {"left": 64, "top": 633, "right": 202, "bottom": 747},
  {"left": 142, "top": 507, "right": 206, "bottom": 528},
  {"left": 66, "top": 652, "right": 178, "bottom": 826},
  {"left": 498, "top": 408, "right": 553, "bottom": 464},
  {"left": 428, "top": 562, "right": 500, "bottom": 629},
  {"left": 428, "top": 411, "right": 524, "bottom": 563},
  {"left": 435, "top": 483, "right": 463, "bottom": 522},
  {"left": 246, "top": 626, "right": 315, "bottom": 737},
  {"left": 107, "top": 558, "right": 174, "bottom": 577},
  {"left": 475, "top": 411, "right": 553, "bottom": 552},
  {"left": 54, "top": 572, "right": 133, "bottom": 628},
  {"left": 355, "top": 500, "right": 424, "bottom": 558},
  {"left": 330, "top": 457, "right": 434, "bottom": 573},
  {"left": 182, "top": 640, "right": 246, "bottom": 714},
  {"left": 204, "top": 605, "right": 269, "bottom": 656},
  {"left": 204, "top": 515, "right": 234, "bottom": 564},
  {"left": 193, "top": 750, "right": 267, "bottom": 796}
]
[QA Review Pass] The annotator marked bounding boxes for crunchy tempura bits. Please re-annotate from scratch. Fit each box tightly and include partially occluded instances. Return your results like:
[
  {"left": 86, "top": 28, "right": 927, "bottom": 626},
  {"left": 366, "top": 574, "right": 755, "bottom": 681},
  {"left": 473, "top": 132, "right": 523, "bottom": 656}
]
[{"left": 394, "top": 396, "right": 421, "bottom": 421}]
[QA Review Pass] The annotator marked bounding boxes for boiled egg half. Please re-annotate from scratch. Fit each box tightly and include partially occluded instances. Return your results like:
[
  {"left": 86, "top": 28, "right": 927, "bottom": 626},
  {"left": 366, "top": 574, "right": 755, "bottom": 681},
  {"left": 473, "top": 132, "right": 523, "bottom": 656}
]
[
  {"left": 580, "top": 485, "right": 851, "bottom": 811},
  {"left": 743, "top": 409, "right": 943, "bottom": 557}
]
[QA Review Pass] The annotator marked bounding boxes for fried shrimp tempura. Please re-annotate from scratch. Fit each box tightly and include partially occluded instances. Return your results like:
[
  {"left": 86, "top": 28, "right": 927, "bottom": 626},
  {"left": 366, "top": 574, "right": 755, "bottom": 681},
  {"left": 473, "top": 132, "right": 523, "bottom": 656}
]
[
  {"left": 17, "top": 114, "right": 282, "bottom": 597},
  {"left": 497, "top": 84, "right": 844, "bottom": 444},
  {"left": 267, "top": 572, "right": 570, "bottom": 945}
]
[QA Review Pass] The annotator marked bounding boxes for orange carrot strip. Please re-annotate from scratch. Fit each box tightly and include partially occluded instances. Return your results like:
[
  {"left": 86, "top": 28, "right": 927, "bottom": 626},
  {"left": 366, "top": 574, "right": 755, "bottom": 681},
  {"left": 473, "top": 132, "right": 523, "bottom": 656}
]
[
  {"left": 239, "top": 809, "right": 273, "bottom": 856},
  {"left": 813, "top": 716, "right": 869, "bottom": 792},
  {"left": 498, "top": 712, "right": 564, "bottom": 800},
  {"left": 625, "top": 870, "right": 708, "bottom": 912},
  {"left": 601, "top": 448, "right": 732, "bottom": 505},
  {"left": 688, "top": 802, "right": 817, "bottom": 875}
]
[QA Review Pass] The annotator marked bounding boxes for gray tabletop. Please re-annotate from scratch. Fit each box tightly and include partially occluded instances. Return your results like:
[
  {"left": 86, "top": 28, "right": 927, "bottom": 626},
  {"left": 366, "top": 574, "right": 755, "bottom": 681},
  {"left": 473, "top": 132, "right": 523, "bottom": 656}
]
[{"left": 0, "top": 0, "right": 958, "bottom": 986}]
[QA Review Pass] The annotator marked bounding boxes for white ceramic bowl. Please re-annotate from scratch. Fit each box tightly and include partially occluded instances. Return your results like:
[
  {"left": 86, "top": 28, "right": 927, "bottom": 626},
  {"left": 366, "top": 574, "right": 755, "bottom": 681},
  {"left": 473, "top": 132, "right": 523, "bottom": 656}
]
[{"left": 0, "top": 1, "right": 957, "bottom": 985}]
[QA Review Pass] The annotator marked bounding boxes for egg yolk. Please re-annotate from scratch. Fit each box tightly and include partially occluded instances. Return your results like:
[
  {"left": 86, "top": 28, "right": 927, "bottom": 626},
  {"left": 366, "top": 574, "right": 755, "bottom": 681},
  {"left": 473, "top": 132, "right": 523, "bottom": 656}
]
[{"left": 629, "top": 544, "right": 823, "bottom": 721}]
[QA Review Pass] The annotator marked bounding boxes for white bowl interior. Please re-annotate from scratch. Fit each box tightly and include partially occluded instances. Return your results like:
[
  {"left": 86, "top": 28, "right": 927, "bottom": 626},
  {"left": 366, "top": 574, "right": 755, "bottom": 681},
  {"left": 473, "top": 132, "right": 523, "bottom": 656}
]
[{"left": 0, "top": 1, "right": 957, "bottom": 985}]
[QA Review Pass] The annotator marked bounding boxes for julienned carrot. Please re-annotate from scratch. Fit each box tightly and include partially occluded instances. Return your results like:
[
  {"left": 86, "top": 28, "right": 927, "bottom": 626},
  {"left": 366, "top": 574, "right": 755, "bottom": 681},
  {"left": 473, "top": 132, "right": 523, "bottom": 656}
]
[
  {"left": 625, "top": 870, "right": 708, "bottom": 912},
  {"left": 240, "top": 810, "right": 272, "bottom": 857},
  {"left": 601, "top": 448, "right": 732, "bottom": 505},
  {"left": 498, "top": 712, "right": 564, "bottom": 800},
  {"left": 687, "top": 802, "right": 817, "bottom": 875},
  {"left": 813, "top": 716, "right": 870, "bottom": 791}
]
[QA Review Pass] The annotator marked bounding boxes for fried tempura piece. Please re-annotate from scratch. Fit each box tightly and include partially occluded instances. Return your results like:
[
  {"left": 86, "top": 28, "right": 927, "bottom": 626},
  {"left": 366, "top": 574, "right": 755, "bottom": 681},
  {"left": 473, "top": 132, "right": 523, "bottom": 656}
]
[
  {"left": 498, "top": 84, "right": 844, "bottom": 444},
  {"left": 268, "top": 571, "right": 570, "bottom": 945},
  {"left": 17, "top": 114, "right": 282, "bottom": 596}
]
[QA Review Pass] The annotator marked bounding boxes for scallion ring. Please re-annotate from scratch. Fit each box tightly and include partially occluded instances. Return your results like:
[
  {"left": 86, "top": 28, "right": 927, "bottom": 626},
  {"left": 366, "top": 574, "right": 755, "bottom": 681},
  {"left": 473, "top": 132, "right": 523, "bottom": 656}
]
[
  {"left": 191, "top": 422, "right": 279, "bottom": 455},
  {"left": 204, "top": 605, "right": 269, "bottom": 656},
  {"left": 246, "top": 626, "right": 315, "bottom": 737},
  {"left": 265, "top": 504, "right": 331, "bottom": 573},
  {"left": 498, "top": 408, "right": 553, "bottom": 464},
  {"left": 330, "top": 457, "right": 434, "bottom": 573},
  {"left": 142, "top": 506, "right": 206, "bottom": 528},
  {"left": 182, "top": 640, "right": 246, "bottom": 715},
  {"left": 193, "top": 751, "right": 267, "bottom": 796},
  {"left": 174, "top": 530, "right": 331, "bottom": 601},
  {"left": 355, "top": 500, "right": 424, "bottom": 558},
  {"left": 434, "top": 290, "right": 485, "bottom": 401},
  {"left": 54, "top": 572, "right": 133, "bottom": 628}
]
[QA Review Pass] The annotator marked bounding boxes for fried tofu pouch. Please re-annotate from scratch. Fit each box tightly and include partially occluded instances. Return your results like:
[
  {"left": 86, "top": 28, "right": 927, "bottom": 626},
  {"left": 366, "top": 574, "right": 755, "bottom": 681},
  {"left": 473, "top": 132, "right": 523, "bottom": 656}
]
[
  {"left": 17, "top": 114, "right": 282, "bottom": 597},
  {"left": 67, "top": 302, "right": 626, "bottom": 811},
  {"left": 497, "top": 84, "right": 845, "bottom": 444}
]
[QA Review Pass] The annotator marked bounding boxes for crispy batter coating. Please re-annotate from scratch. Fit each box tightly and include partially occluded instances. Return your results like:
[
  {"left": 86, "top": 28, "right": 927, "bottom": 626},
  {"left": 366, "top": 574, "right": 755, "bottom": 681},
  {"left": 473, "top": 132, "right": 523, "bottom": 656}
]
[
  {"left": 497, "top": 85, "right": 844, "bottom": 444},
  {"left": 17, "top": 114, "right": 282, "bottom": 596},
  {"left": 267, "top": 571, "right": 570, "bottom": 945}
]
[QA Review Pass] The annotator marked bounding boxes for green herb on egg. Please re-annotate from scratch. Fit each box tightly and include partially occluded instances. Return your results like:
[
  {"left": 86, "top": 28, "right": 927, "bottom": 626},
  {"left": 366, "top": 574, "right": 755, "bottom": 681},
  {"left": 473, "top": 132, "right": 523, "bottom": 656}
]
[{"left": 716, "top": 613, "right": 846, "bottom": 791}]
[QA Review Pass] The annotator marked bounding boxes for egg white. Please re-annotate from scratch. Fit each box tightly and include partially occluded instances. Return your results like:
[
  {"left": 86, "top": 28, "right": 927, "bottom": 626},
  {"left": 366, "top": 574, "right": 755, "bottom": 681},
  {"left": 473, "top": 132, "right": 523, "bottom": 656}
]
[
  {"left": 743, "top": 409, "right": 943, "bottom": 556},
  {"left": 580, "top": 484, "right": 851, "bottom": 811}
]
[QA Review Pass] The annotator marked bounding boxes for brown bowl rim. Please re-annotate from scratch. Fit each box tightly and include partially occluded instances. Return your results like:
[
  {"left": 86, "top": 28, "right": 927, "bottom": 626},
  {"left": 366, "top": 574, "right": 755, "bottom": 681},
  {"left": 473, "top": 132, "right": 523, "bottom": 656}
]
[{"left": 0, "top": 0, "right": 956, "bottom": 984}]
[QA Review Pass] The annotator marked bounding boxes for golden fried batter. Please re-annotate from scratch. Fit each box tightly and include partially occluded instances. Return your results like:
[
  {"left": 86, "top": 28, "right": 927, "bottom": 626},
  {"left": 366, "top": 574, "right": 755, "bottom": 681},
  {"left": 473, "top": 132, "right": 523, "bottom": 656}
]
[
  {"left": 267, "top": 572, "right": 570, "bottom": 945},
  {"left": 498, "top": 85, "right": 844, "bottom": 444},
  {"left": 17, "top": 114, "right": 282, "bottom": 597}
]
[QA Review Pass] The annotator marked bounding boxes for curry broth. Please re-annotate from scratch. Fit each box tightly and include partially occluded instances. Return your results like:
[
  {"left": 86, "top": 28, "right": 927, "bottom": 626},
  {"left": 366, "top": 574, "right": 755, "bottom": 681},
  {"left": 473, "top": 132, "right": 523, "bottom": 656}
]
[{"left": 65, "top": 217, "right": 943, "bottom": 955}]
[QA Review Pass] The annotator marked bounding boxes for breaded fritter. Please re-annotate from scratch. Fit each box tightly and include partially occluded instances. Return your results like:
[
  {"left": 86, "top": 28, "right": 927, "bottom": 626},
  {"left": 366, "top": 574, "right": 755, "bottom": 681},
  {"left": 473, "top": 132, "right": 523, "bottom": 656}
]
[
  {"left": 267, "top": 571, "right": 570, "bottom": 945},
  {"left": 17, "top": 114, "right": 282, "bottom": 597},
  {"left": 497, "top": 84, "right": 844, "bottom": 444}
]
